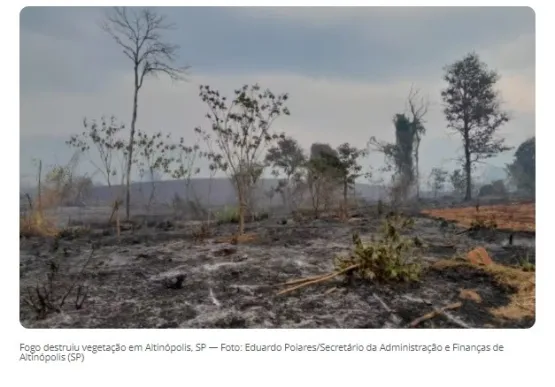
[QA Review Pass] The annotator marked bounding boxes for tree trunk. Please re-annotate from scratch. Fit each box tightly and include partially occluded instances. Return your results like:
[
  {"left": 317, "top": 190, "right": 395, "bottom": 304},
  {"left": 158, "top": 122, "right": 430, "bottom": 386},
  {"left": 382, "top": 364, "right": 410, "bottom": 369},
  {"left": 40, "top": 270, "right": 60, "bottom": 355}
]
[
  {"left": 463, "top": 128, "right": 472, "bottom": 201},
  {"left": 37, "top": 160, "right": 42, "bottom": 213},
  {"left": 343, "top": 179, "right": 348, "bottom": 217},
  {"left": 125, "top": 69, "right": 140, "bottom": 221},
  {"left": 414, "top": 138, "right": 421, "bottom": 199},
  {"left": 238, "top": 192, "right": 246, "bottom": 235},
  {"left": 147, "top": 182, "right": 156, "bottom": 213}
]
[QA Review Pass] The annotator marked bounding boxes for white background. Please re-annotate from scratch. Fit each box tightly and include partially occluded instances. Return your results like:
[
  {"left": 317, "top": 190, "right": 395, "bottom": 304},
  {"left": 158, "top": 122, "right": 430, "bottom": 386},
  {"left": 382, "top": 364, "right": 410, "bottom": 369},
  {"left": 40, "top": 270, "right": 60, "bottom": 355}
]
[{"left": 3, "top": 1, "right": 551, "bottom": 386}]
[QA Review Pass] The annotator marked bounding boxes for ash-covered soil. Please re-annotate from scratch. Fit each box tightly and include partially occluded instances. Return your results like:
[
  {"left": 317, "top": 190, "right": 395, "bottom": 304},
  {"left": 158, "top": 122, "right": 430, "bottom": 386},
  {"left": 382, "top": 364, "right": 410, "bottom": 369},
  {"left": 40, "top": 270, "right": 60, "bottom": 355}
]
[{"left": 19, "top": 209, "right": 535, "bottom": 328}]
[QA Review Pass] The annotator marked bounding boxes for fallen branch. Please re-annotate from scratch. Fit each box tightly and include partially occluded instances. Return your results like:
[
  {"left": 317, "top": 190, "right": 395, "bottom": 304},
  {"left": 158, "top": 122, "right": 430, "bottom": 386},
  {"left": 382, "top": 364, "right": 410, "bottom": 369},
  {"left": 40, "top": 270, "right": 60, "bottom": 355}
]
[
  {"left": 279, "top": 273, "right": 334, "bottom": 287},
  {"left": 277, "top": 264, "right": 359, "bottom": 296},
  {"left": 408, "top": 302, "right": 463, "bottom": 328}
]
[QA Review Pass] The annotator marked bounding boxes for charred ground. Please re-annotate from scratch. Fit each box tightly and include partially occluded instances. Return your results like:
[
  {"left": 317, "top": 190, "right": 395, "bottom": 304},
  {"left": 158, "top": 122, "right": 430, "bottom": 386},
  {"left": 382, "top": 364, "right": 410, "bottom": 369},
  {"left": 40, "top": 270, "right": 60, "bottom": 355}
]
[{"left": 19, "top": 203, "right": 535, "bottom": 329}]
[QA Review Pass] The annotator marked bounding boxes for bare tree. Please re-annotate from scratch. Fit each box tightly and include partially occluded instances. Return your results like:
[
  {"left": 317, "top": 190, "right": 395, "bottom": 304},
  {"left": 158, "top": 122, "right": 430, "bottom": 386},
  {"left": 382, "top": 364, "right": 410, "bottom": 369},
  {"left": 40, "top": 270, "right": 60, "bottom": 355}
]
[
  {"left": 196, "top": 83, "right": 290, "bottom": 234},
  {"left": 101, "top": 7, "right": 189, "bottom": 220},
  {"left": 406, "top": 85, "right": 429, "bottom": 199}
]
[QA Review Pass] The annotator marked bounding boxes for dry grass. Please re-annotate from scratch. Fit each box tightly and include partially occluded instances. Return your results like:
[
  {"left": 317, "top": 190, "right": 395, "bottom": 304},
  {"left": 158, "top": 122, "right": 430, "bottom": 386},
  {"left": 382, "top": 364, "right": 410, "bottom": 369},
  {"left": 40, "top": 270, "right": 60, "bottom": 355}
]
[
  {"left": 20, "top": 180, "right": 65, "bottom": 238},
  {"left": 459, "top": 289, "right": 483, "bottom": 303},
  {"left": 20, "top": 210, "right": 58, "bottom": 238},
  {"left": 422, "top": 203, "right": 535, "bottom": 232},
  {"left": 432, "top": 259, "right": 535, "bottom": 321}
]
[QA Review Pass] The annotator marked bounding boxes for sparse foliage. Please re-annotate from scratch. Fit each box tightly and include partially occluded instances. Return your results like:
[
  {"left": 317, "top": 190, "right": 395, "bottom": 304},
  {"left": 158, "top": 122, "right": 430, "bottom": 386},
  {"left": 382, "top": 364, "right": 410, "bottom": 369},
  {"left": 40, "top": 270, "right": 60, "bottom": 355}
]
[
  {"left": 102, "top": 6, "right": 189, "bottom": 220},
  {"left": 450, "top": 169, "right": 466, "bottom": 198},
  {"left": 429, "top": 168, "right": 448, "bottom": 198},
  {"left": 369, "top": 113, "right": 416, "bottom": 204},
  {"left": 506, "top": 136, "right": 535, "bottom": 196},
  {"left": 67, "top": 116, "right": 127, "bottom": 188},
  {"left": 406, "top": 86, "right": 429, "bottom": 199},
  {"left": 196, "top": 83, "right": 290, "bottom": 234},
  {"left": 306, "top": 143, "right": 342, "bottom": 217},
  {"left": 441, "top": 52, "right": 512, "bottom": 200},
  {"left": 265, "top": 136, "right": 307, "bottom": 212},
  {"left": 170, "top": 136, "right": 203, "bottom": 218},
  {"left": 336, "top": 143, "right": 366, "bottom": 216},
  {"left": 135, "top": 130, "right": 176, "bottom": 211}
]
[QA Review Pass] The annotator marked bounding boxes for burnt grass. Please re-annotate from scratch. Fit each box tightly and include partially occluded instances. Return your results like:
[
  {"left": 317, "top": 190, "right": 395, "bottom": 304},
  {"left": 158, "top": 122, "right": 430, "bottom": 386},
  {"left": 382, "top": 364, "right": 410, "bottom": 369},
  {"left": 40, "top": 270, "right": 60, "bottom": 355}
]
[{"left": 20, "top": 208, "right": 535, "bottom": 328}]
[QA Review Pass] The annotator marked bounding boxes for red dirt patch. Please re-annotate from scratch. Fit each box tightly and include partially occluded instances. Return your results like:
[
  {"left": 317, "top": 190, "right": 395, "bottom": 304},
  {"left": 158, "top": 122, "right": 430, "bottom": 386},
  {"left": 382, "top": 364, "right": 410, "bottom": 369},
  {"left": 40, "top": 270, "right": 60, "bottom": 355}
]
[
  {"left": 421, "top": 203, "right": 535, "bottom": 232},
  {"left": 466, "top": 247, "right": 493, "bottom": 266}
]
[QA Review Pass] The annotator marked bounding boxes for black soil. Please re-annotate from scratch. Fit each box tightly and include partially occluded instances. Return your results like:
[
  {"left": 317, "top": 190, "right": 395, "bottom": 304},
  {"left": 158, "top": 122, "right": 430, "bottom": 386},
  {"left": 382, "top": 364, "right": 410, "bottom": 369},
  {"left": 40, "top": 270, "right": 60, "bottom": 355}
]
[{"left": 19, "top": 210, "right": 535, "bottom": 328}]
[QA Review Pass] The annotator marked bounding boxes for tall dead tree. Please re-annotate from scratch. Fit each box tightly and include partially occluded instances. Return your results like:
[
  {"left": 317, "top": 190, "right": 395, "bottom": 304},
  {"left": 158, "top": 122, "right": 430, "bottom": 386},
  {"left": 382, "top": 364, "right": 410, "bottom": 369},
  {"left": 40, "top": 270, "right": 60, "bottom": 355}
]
[
  {"left": 369, "top": 113, "right": 416, "bottom": 205},
  {"left": 101, "top": 7, "right": 189, "bottom": 220},
  {"left": 406, "top": 85, "right": 428, "bottom": 199}
]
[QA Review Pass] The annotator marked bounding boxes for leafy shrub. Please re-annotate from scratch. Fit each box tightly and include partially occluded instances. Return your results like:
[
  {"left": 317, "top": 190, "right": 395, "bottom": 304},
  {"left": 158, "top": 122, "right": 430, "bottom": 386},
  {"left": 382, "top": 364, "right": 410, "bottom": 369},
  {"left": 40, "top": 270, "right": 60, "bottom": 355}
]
[{"left": 334, "top": 215, "right": 422, "bottom": 282}]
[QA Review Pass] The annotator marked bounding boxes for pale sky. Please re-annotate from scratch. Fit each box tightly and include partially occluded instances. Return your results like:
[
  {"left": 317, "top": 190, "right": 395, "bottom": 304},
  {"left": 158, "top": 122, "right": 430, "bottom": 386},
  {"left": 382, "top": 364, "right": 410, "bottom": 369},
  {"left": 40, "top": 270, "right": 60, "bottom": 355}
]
[{"left": 19, "top": 6, "right": 535, "bottom": 186}]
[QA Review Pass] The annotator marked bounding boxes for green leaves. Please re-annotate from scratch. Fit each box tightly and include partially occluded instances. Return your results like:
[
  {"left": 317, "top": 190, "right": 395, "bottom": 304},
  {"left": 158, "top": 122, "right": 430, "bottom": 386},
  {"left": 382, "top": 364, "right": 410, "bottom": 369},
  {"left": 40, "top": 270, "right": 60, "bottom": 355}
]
[
  {"left": 335, "top": 215, "right": 422, "bottom": 283},
  {"left": 196, "top": 83, "right": 291, "bottom": 233},
  {"left": 441, "top": 52, "right": 512, "bottom": 199}
]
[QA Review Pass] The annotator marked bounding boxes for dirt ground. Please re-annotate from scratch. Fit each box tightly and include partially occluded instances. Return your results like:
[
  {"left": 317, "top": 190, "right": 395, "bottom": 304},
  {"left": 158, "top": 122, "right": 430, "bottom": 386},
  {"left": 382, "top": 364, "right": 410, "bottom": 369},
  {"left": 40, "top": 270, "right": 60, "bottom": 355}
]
[
  {"left": 19, "top": 205, "right": 535, "bottom": 329},
  {"left": 421, "top": 202, "right": 535, "bottom": 233}
]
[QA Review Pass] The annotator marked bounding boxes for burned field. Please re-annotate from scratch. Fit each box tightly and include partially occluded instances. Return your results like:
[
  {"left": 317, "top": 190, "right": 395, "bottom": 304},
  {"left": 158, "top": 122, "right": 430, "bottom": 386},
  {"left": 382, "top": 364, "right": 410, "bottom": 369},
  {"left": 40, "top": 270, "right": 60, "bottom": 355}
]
[{"left": 19, "top": 205, "right": 535, "bottom": 329}]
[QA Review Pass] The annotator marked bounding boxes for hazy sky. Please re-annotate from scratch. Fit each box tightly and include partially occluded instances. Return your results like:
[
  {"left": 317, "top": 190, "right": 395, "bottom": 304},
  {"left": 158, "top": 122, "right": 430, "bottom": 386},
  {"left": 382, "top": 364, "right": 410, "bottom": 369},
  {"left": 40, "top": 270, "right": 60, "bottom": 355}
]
[{"left": 20, "top": 6, "right": 535, "bottom": 186}]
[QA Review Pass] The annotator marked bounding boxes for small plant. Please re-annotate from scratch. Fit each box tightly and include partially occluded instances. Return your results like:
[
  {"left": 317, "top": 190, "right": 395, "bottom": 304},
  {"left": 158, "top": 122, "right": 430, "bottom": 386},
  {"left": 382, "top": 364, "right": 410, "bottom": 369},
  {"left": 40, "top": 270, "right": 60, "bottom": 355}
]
[
  {"left": 215, "top": 206, "right": 240, "bottom": 224},
  {"left": 518, "top": 254, "right": 535, "bottom": 272},
  {"left": 22, "top": 247, "right": 95, "bottom": 320},
  {"left": 277, "top": 215, "right": 422, "bottom": 295},
  {"left": 334, "top": 215, "right": 422, "bottom": 282}
]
